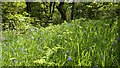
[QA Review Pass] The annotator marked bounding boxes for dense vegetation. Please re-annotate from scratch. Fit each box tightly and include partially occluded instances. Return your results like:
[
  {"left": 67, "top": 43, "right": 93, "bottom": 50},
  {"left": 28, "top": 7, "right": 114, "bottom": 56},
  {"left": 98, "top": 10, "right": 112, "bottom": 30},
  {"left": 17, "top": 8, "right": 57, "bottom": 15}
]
[
  {"left": 1, "top": 2, "right": 120, "bottom": 67},
  {"left": 2, "top": 2, "right": 119, "bottom": 29}
]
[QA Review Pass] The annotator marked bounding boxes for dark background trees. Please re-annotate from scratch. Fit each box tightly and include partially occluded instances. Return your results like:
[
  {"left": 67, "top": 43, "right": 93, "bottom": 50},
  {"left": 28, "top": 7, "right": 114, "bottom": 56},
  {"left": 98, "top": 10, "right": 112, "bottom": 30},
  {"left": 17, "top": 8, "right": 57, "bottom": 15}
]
[{"left": 2, "top": 2, "right": 119, "bottom": 30}]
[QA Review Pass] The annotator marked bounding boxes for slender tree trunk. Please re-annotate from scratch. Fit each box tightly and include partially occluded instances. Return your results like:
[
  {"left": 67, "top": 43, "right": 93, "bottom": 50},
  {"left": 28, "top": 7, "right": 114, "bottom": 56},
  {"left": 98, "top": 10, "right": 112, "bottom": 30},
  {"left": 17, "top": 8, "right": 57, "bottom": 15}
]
[
  {"left": 71, "top": 2, "right": 74, "bottom": 20},
  {"left": 57, "top": 2, "right": 67, "bottom": 20},
  {"left": 50, "top": 2, "right": 55, "bottom": 13},
  {"left": 50, "top": 2, "right": 55, "bottom": 20},
  {"left": 26, "top": 2, "right": 31, "bottom": 14}
]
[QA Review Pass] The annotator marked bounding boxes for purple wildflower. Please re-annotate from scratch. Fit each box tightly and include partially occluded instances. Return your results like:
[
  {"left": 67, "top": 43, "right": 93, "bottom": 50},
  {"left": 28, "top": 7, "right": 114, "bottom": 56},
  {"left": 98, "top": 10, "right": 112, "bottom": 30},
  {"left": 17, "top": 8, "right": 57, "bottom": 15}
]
[
  {"left": 117, "top": 38, "right": 120, "bottom": 42},
  {"left": 93, "top": 65, "right": 98, "bottom": 68},
  {"left": 67, "top": 56, "right": 72, "bottom": 61},
  {"left": 14, "top": 59, "right": 18, "bottom": 63}
]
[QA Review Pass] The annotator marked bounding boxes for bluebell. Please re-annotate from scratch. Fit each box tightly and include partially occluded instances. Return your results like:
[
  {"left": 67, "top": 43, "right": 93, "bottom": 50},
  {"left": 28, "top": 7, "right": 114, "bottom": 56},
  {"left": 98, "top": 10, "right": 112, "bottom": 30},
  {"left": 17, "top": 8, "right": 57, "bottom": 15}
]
[
  {"left": 117, "top": 38, "right": 120, "bottom": 42},
  {"left": 67, "top": 56, "right": 72, "bottom": 61},
  {"left": 14, "top": 59, "right": 18, "bottom": 63}
]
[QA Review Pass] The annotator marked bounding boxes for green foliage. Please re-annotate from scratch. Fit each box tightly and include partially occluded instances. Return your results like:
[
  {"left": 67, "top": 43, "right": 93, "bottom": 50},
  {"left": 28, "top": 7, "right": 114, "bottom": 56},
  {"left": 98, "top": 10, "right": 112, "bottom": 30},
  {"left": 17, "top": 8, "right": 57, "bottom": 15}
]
[
  {"left": 30, "top": 2, "right": 52, "bottom": 27},
  {"left": 74, "top": 2, "right": 118, "bottom": 20},
  {"left": 2, "top": 19, "right": 118, "bottom": 66},
  {"left": 9, "top": 14, "right": 33, "bottom": 30},
  {"left": 2, "top": 2, "right": 119, "bottom": 29},
  {"left": 2, "top": 2, "right": 33, "bottom": 30},
  {"left": 1, "top": 2, "right": 119, "bottom": 67}
]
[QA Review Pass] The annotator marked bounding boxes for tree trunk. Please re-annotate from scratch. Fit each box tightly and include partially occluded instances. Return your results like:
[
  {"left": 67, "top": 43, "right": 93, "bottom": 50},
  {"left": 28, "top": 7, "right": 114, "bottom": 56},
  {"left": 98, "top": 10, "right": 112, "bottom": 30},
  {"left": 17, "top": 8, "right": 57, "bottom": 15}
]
[
  {"left": 26, "top": 2, "right": 31, "bottom": 14},
  {"left": 57, "top": 2, "right": 67, "bottom": 20},
  {"left": 50, "top": 2, "right": 55, "bottom": 20},
  {"left": 71, "top": 2, "right": 74, "bottom": 20}
]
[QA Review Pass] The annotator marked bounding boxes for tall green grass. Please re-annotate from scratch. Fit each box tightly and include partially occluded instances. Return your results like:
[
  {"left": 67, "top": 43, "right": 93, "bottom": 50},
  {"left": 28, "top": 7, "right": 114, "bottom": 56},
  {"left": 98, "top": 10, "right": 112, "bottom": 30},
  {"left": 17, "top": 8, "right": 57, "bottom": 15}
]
[{"left": 2, "top": 19, "right": 118, "bottom": 67}]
